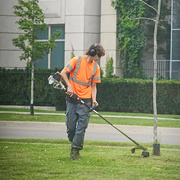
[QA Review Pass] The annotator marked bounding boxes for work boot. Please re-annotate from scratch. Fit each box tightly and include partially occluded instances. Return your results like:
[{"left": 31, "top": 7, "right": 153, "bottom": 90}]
[{"left": 70, "top": 149, "right": 82, "bottom": 160}]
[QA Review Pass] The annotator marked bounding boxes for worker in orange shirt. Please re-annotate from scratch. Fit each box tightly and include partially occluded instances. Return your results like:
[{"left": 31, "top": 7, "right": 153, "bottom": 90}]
[{"left": 61, "top": 43, "right": 105, "bottom": 160}]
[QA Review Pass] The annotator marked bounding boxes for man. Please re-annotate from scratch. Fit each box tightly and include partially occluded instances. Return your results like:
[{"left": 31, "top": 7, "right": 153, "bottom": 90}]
[{"left": 60, "top": 43, "right": 105, "bottom": 160}]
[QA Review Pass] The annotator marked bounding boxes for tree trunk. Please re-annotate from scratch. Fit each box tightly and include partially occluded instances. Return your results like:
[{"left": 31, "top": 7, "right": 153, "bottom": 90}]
[
  {"left": 30, "top": 61, "right": 34, "bottom": 116},
  {"left": 153, "top": 0, "right": 161, "bottom": 155}
]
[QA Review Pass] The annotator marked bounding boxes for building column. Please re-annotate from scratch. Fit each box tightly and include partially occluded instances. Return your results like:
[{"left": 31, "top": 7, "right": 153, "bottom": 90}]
[{"left": 65, "top": 0, "right": 101, "bottom": 65}]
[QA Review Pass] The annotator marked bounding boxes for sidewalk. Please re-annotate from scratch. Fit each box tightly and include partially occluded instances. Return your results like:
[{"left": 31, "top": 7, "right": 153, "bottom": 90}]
[
  {"left": 0, "top": 110, "right": 180, "bottom": 145},
  {"left": 0, "top": 120, "right": 180, "bottom": 145}
]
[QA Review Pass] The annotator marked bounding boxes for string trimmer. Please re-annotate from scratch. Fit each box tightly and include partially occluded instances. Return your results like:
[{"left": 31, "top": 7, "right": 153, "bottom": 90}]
[{"left": 48, "top": 72, "right": 150, "bottom": 157}]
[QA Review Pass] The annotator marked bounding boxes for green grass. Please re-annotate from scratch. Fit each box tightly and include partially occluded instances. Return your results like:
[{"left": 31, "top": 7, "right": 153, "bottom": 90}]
[
  {"left": 0, "top": 112, "right": 180, "bottom": 128},
  {"left": 0, "top": 139, "right": 180, "bottom": 180},
  {"left": 1, "top": 107, "right": 180, "bottom": 119},
  {"left": 0, "top": 108, "right": 180, "bottom": 179}
]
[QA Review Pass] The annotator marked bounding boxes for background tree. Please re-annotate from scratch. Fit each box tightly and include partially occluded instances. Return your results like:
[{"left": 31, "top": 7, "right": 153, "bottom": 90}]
[
  {"left": 132, "top": 0, "right": 162, "bottom": 156},
  {"left": 112, "top": 0, "right": 163, "bottom": 155},
  {"left": 12, "top": 0, "right": 61, "bottom": 115},
  {"left": 152, "top": 0, "right": 161, "bottom": 155},
  {"left": 111, "top": 0, "right": 147, "bottom": 78},
  {"left": 111, "top": 0, "right": 170, "bottom": 79}
]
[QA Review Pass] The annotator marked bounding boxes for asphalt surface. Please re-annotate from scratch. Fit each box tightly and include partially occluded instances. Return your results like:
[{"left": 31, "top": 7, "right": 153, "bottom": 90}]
[{"left": 0, "top": 120, "right": 180, "bottom": 145}]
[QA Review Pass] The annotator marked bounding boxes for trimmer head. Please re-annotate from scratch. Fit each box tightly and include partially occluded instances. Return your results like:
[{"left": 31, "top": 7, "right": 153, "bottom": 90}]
[
  {"left": 131, "top": 146, "right": 150, "bottom": 157},
  {"left": 141, "top": 151, "right": 150, "bottom": 157}
]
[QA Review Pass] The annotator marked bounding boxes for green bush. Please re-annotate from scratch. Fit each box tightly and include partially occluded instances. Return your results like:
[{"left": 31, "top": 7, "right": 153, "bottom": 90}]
[
  {"left": 105, "top": 57, "right": 114, "bottom": 78},
  {"left": 0, "top": 68, "right": 29, "bottom": 105},
  {"left": 0, "top": 68, "right": 179, "bottom": 114},
  {"left": 96, "top": 78, "right": 180, "bottom": 114},
  {"left": 0, "top": 68, "right": 66, "bottom": 110}
]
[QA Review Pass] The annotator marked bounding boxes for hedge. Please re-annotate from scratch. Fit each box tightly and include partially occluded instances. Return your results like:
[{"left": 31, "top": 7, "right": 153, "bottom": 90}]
[
  {"left": 0, "top": 68, "right": 66, "bottom": 110},
  {"left": 96, "top": 78, "right": 180, "bottom": 114},
  {"left": 0, "top": 68, "right": 179, "bottom": 114}
]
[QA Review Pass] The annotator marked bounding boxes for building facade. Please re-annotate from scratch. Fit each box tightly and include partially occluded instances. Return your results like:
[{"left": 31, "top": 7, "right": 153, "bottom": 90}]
[
  {"left": 0, "top": 0, "right": 179, "bottom": 79},
  {"left": 0, "top": 0, "right": 121, "bottom": 76}
]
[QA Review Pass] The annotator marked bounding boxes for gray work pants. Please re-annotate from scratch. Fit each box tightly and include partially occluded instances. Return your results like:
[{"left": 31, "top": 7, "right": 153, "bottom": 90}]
[{"left": 66, "top": 101, "right": 91, "bottom": 150}]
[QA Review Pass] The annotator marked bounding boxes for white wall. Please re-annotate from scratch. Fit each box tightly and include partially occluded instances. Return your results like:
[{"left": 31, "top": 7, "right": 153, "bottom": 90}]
[
  {"left": 64, "top": 0, "right": 101, "bottom": 65},
  {"left": 39, "top": 0, "right": 65, "bottom": 24},
  {"left": 0, "top": 0, "right": 26, "bottom": 68},
  {"left": 0, "top": 0, "right": 65, "bottom": 68},
  {"left": 0, "top": 0, "right": 121, "bottom": 76}
]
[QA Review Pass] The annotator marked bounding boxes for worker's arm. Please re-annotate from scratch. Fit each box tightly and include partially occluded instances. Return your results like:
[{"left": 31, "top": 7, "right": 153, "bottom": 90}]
[
  {"left": 91, "top": 82, "right": 98, "bottom": 107},
  {"left": 60, "top": 69, "right": 73, "bottom": 97}
]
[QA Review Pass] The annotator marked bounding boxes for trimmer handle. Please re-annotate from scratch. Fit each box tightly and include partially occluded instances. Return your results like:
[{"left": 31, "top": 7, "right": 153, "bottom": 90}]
[
  {"left": 69, "top": 93, "right": 96, "bottom": 112},
  {"left": 71, "top": 93, "right": 78, "bottom": 100},
  {"left": 53, "top": 72, "right": 62, "bottom": 82},
  {"left": 89, "top": 103, "right": 97, "bottom": 112}
]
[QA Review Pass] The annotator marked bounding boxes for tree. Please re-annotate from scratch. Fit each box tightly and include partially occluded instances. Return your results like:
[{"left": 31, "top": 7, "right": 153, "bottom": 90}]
[
  {"left": 125, "top": 0, "right": 162, "bottom": 155},
  {"left": 138, "top": 0, "right": 161, "bottom": 155},
  {"left": 12, "top": 0, "right": 61, "bottom": 115},
  {"left": 152, "top": 0, "right": 161, "bottom": 155},
  {"left": 112, "top": 0, "right": 162, "bottom": 155}
]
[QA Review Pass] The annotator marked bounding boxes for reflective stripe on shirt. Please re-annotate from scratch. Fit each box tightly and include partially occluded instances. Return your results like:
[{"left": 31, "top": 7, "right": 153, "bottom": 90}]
[{"left": 67, "top": 56, "right": 98, "bottom": 87}]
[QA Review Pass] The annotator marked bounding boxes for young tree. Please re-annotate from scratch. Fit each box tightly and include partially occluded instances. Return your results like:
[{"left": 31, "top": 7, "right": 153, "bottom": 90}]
[
  {"left": 140, "top": 0, "right": 162, "bottom": 155},
  {"left": 112, "top": 0, "right": 162, "bottom": 155},
  {"left": 126, "top": 0, "right": 162, "bottom": 155},
  {"left": 12, "top": 0, "right": 61, "bottom": 115}
]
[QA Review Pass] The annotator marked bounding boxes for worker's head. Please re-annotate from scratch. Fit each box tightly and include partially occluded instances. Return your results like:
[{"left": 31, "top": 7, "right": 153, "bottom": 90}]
[{"left": 86, "top": 43, "right": 105, "bottom": 58}]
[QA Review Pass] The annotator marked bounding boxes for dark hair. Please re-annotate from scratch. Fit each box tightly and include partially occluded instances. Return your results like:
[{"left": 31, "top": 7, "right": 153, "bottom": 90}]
[{"left": 86, "top": 43, "right": 105, "bottom": 57}]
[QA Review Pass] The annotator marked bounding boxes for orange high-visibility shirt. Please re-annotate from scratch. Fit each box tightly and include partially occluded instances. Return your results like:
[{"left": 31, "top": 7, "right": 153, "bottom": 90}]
[{"left": 64, "top": 56, "right": 101, "bottom": 99}]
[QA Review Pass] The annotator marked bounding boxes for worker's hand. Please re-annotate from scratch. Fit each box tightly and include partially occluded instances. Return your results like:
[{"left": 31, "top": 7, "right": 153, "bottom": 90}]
[
  {"left": 66, "top": 85, "right": 74, "bottom": 97},
  {"left": 92, "top": 101, "right": 98, "bottom": 107},
  {"left": 89, "top": 101, "right": 98, "bottom": 112}
]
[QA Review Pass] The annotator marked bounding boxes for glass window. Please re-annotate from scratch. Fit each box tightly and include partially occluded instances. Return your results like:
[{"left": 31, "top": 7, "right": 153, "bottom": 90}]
[
  {"left": 51, "top": 41, "right": 64, "bottom": 69},
  {"left": 36, "top": 27, "right": 48, "bottom": 40},
  {"left": 34, "top": 52, "right": 48, "bottom": 69},
  {"left": 35, "top": 25, "right": 65, "bottom": 69},
  {"left": 51, "top": 25, "right": 65, "bottom": 39}
]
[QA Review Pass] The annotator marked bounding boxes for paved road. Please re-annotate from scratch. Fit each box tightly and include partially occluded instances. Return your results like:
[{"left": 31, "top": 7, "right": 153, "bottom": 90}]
[{"left": 0, "top": 121, "right": 180, "bottom": 145}]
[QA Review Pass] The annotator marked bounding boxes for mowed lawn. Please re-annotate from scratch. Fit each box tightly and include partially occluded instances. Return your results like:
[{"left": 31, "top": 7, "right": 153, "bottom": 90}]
[
  {"left": 0, "top": 108, "right": 180, "bottom": 179},
  {"left": 0, "top": 139, "right": 180, "bottom": 180}
]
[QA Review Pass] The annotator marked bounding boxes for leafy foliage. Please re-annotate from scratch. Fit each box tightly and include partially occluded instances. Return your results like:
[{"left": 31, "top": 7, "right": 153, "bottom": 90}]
[
  {"left": 0, "top": 68, "right": 66, "bottom": 109},
  {"left": 0, "top": 68, "right": 179, "bottom": 114},
  {"left": 111, "top": 0, "right": 147, "bottom": 78},
  {"left": 111, "top": 0, "right": 171, "bottom": 78},
  {"left": 96, "top": 78, "right": 180, "bottom": 114},
  {"left": 12, "top": 0, "right": 61, "bottom": 62},
  {"left": 105, "top": 57, "right": 114, "bottom": 78}
]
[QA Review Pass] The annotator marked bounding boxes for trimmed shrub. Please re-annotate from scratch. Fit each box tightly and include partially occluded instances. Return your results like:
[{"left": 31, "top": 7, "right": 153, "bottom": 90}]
[
  {"left": 0, "top": 68, "right": 179, "bottom": 114},
  {"left": 96, "top": 78, "right": 180, "bottom": 114}
]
